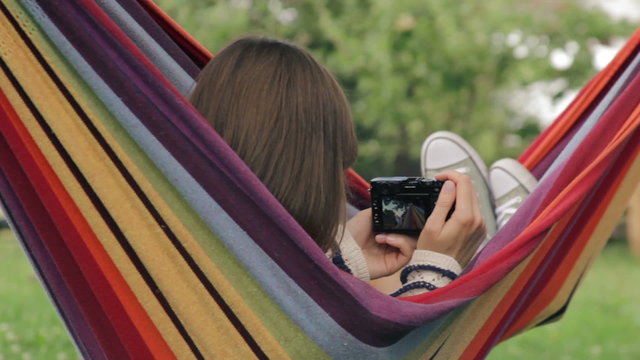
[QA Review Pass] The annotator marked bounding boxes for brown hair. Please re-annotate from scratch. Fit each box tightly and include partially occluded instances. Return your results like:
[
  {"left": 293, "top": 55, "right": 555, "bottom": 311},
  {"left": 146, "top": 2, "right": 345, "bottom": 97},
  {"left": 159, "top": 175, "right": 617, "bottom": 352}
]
[{"left": 189, "top": 36, "right": 358, "bottom": 252}]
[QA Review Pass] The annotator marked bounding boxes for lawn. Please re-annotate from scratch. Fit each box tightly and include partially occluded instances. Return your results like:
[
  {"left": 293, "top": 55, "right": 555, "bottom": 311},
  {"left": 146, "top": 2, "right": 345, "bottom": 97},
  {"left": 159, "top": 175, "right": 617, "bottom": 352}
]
[
  {"left": 490, "top": 239, "right": 640, "bottom": 359},
  {"left": 0, "top": 229, "right": 638, "bottom": 359},
  {"left": 0, "top": 230, "right": 78, "bottom": 360}
]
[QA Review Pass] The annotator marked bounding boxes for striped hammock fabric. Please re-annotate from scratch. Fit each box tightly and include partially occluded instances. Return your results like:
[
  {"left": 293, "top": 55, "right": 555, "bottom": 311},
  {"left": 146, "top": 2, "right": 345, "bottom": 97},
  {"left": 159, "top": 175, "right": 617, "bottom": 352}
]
[{"left": 0, "top": 0, "right": 638, "bottom": 358}]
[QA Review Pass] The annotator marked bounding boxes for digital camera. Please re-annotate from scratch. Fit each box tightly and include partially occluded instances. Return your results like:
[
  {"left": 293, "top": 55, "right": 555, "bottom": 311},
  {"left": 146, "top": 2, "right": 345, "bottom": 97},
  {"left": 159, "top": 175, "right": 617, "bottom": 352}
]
[{"left": 370, "top": 177, "right": 445, "bottom": 233}]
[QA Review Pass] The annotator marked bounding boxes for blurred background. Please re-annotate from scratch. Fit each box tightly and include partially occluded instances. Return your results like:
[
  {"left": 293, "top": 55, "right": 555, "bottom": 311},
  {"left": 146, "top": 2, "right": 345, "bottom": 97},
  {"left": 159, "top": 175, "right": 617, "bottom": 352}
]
[
  {"left": 1, "top": 0, "right": 640, "bottom": 359},
  {"left": 156, "top": 0, "right": 638, "bottom": 179}
]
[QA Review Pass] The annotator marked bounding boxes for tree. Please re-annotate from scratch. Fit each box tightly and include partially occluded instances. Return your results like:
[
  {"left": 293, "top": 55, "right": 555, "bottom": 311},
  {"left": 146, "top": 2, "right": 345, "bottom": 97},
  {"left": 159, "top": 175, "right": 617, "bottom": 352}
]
[{"left": 156, "top": 0, "right": 636, "bottom": 179}]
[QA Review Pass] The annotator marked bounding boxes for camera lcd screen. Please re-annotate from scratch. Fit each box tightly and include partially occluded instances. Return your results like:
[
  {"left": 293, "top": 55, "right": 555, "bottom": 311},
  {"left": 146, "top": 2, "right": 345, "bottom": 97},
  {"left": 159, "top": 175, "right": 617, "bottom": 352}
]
[{"left": 381, "top": 196, "right": 430, "bottom": 231}]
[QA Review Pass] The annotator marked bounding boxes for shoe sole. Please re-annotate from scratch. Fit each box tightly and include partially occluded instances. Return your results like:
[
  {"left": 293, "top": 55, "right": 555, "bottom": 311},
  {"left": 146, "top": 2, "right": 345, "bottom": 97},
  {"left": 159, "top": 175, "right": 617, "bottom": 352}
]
[
  {"left": 421, "top": 131, "right": 496, "bottom": 241},
  {"left": 420, "top": 131, "right": 489, "bottom": 182},
  {"left": 490, "top": 158, "right": 537, "bottom": 194}
]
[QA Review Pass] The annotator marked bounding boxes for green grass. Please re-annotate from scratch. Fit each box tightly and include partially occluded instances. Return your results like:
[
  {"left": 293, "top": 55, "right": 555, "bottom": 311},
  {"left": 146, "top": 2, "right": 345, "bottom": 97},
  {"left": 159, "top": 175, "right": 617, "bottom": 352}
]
[
  {"left": 0, "top": 229, "right": 639, "bottom": 359},
  {"left": 0, "top": 230, "right": 78, "bottom": 360},
  {"left": 490, "top": 240, "right": 640, "bottom": 359}
]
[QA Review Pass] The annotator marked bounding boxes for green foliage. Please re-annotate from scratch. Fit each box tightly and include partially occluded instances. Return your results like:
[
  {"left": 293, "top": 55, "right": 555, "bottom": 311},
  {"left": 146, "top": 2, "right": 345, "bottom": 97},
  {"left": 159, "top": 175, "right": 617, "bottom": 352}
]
[
  {"left": 0, "top": 232, "right": 78, "bottom": 359},
  {"left": 155, "top": 0, "right": 635, "bottom": 180}
]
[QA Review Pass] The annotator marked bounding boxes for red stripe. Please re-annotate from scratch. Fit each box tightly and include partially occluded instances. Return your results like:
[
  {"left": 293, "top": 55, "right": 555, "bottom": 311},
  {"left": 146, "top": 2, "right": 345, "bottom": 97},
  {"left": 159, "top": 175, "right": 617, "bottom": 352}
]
[
  {"left": 464, "top": 108, "right": 640, "bottom": 358},
  {"left": 346, "top": 168, "right": 371, "bottom": 209},
  {"left": 460, "top": 215, "right": 576, "bottom": 359},
  {"left": 0, "top": 125, "right": 106, "bottom": 358},
  {"left": 14, "top": 1, "right": 267, "bottom": 356},
  {"left": 501, "top": 129, "right": 640, "bottom": 340},
  {"left": 0, "top": 88, "right": 128, "bottom": 358},
  {"left": 0, "top": 79, "right": 169, "bottom": 358},
  {"left": 520, "top": 28, "right": 640, "bottom": 170},
  {"left": 136, "top": 0, "right": 213, "bottom": 67},
  {"left": 399, "top": 71, "right": 640, "bottom": 309},
  {"left": 75, "top": 0, "right": 188, "bottom": 101}
]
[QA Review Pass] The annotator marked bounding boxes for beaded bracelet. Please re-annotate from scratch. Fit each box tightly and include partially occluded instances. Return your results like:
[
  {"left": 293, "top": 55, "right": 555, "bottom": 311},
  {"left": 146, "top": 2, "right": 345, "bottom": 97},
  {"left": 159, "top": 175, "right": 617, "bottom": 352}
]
[
  {"left": 400, "top": 264, "right": 459, "bottom": 284},
  {"left": 331, "top": 252, "right": 353, "bottom": 275},
  {"left": 390, "top": 281, "right": 438, "bottom": 297}
]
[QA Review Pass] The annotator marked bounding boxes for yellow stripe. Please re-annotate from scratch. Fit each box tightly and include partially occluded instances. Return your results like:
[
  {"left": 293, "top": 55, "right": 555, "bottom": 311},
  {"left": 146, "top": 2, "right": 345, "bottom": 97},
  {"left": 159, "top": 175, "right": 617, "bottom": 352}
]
[
  {"left": 519, "top": 149, "right": 640, "bottom": 332},
  {"left": 1, "top": 2, "right": 324, "bottom": 358},
  {"left": 419, "top": 162, "right": 640, "bottom": 358},
  {"left": 417, "top": 249, "right": 536, "bottom": 359},
  {"left": 0, "top": 5, "right": 193, "bottom": 358},
  {"left": 1, "top": 28, "right": 264, "bottom": 360}
]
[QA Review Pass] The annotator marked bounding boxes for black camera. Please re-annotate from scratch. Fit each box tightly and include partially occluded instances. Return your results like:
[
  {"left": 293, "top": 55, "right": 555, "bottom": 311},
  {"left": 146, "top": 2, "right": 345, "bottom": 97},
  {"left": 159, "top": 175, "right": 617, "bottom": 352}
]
[{"left": 370, "top": 177, "right": 445, "bottom": 233}]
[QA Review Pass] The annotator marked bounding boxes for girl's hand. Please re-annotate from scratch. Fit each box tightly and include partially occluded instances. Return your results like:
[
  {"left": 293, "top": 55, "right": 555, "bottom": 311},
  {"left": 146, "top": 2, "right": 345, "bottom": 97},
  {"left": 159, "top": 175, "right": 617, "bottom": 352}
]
[
  {"left": 417, "top": 170, "right": 487, "bottom": 268},
  {"left": 346, "top": 209, "right": 417, "bottom": 280}
]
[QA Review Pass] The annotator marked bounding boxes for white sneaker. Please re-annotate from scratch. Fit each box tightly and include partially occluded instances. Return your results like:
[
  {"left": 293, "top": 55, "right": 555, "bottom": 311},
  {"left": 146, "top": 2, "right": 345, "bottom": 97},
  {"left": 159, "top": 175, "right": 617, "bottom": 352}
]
[
  {"left": 421, "top": 131, "right": 497, "bottom": 238},
  {"left": 489, "top": 158, "right": 538, "bottom": 229}
]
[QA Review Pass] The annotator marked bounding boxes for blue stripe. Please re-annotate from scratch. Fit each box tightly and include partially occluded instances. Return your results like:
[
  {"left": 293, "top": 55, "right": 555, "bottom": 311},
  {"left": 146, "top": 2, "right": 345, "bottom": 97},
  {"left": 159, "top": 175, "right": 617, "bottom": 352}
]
[
  {"left": 540, "top": 47, "right": 640, "bottom": 184},
  {"left": 95, "top": 0, "right": 194, "bottom": 95},
  {"left": 17, "top": 0, "right": 495, "bottom": 357}
]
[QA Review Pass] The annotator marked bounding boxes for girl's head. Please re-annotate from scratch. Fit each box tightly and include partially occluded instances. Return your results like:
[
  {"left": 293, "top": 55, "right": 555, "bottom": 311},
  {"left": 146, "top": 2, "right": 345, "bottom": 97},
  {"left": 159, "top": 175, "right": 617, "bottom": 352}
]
[{"left": 190, "top": 36, "right": 357, "bottom": 251}]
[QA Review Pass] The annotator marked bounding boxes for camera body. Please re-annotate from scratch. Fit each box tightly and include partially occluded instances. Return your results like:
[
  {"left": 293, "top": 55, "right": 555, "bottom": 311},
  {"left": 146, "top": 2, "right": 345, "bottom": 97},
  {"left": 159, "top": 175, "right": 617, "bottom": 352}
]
[{"left": 370, "top": 176, "right": 445, "bottom": 233}]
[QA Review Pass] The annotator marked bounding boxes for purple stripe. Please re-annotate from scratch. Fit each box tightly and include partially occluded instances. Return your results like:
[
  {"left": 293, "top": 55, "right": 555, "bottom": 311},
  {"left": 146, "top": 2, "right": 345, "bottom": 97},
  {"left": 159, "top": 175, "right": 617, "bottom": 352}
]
[
  {"left": 475, "top": 58, "right": 640, "bottom": 352},
  {"left": 485, "top": 130, "right": 639, "bottom": 354},
  {"left": 23, "top": 1, "right": 264, "bottom": 356},
  {"left": 112, "top": 0, "right": 200, "bottom": 78},
  {"left": 506, "top": 48, "right": 640, "bottom": 250},
  {"left": 33, "top": 0, "right": 429, "bottom": 345},
  {"left": 434, "top": 35, "right": 640, "bottom": 345},
  {"left": 0, "top": 138, "right": 105, "bottom": 360},
  {"left": 34, "top": 0, "right": 640, "bottom": 348},
  {"left": 531, "top": 125, "right": 576, "bottom": 179},
  {"left": 531, "top": 40, "right": 640, "bottom": 178}
]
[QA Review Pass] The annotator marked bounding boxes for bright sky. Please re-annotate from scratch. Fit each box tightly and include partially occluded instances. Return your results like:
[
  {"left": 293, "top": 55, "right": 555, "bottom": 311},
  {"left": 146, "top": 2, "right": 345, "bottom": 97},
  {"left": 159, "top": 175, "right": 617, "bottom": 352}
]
[
  {"left": 584, "top": 0, "right": 640, "bottom": 21},
  {"left": 508, "top": 0, "right": 640, "bottom": 129}
]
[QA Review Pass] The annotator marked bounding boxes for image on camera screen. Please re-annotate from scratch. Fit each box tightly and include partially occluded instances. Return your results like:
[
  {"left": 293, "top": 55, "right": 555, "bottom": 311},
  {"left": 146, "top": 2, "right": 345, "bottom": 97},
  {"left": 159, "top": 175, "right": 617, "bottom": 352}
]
[{"left": 381, "top": 197, "right": 427, "bottom": 230}]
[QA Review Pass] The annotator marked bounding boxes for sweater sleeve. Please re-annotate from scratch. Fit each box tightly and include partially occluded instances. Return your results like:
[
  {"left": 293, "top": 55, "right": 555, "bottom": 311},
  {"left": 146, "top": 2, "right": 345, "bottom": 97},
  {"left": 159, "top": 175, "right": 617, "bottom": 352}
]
[
  {"left": 328, "top": 229, "right": 370, "bottom": 282},
  {"left": 390, "top": 250, "right": 462, "bottom": 297},
  {"left": 327, "top": 230, "right": 461, "bottom": 294}
]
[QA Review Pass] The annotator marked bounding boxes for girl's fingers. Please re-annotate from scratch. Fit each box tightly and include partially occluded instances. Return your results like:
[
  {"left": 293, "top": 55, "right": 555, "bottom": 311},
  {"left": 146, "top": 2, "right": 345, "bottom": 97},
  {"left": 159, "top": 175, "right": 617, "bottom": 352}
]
[
  {"left": 462, "top": 174, "right": 482, "bottom": 227},
  {"left": 464, "top": 176, "right": 485, "bottom": 232},
  {"left": 375, "top": 234, "right": 416, "bottom": 256},
  {"left": 436, "top": 171, "right": 475, "bottom": 225},
  {"left": 414, "top": 170, "right": 489, "bottom": 261},
  {"left": 424, "top": 180, "right": 456, "bottom": 231},
  {"left": 473, "top": 190, "right": 483, "bottom": 228}
]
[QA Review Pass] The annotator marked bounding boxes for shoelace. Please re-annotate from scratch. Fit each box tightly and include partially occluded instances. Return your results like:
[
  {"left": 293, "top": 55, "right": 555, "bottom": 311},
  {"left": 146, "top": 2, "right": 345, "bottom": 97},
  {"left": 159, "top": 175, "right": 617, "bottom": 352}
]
[{"left": 495, "top": 196, "right": 522, "bottom": 228}]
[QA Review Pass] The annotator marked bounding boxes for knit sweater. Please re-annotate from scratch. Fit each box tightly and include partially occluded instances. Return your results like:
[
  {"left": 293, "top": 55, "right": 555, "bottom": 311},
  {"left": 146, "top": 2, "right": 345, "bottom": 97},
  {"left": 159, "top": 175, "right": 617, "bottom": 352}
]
[{"left": 329, "top": 229, "right": 462, "bottom": 297}]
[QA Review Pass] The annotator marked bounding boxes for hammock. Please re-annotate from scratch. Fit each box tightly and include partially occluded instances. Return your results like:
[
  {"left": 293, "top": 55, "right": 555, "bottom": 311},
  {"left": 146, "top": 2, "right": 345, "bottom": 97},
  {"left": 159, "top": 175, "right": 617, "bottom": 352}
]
[{"left": 0, "top": 0, "right": 638, "bottom": 358}]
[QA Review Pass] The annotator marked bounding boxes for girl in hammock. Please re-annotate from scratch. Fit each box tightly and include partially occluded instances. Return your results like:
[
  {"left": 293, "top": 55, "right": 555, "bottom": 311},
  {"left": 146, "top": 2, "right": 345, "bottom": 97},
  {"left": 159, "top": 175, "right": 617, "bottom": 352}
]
[{"left": 189, "top": 36, "right": 536, "bottom": 296}]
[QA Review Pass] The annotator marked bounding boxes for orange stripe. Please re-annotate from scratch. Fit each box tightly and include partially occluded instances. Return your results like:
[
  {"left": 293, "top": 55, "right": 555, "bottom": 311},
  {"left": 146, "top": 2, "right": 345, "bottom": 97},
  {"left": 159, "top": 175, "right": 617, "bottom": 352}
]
[
  {"left": 139, "top": 0, "right": 213, "bottom": 59},
  {"left": 501, "top": 131, "right": 640, "bottom": 339},
  {"left": 0, "top": 89, "right": 176, "bottom": 358},
  {"left": 521, "top": 78, "right": 596, "bottom": 169},
  {"left": 461, "top": 100, "right": 640, "bottom": 357},
  {"left": 522, "top": 28, "right": 640, "bottom": 169},
  {"left": 346, "top": 168, "right": 369, "bottom": 188},
  {"left": 521, "top": 104, "right": 640, "bottom": 236},
  {"left": 498, "top": 104, "right": 640, "bottom": 318},
  {"left": 459, "top": 206, "right": 578, "bottom": 358}
]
